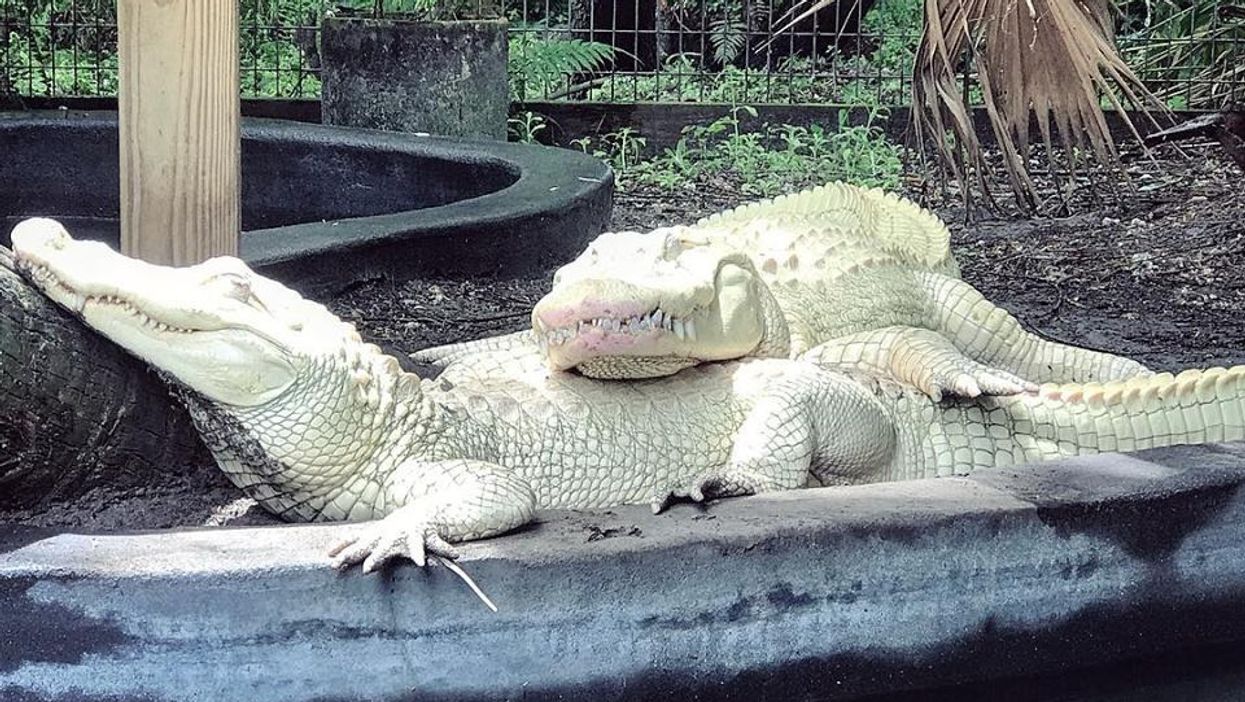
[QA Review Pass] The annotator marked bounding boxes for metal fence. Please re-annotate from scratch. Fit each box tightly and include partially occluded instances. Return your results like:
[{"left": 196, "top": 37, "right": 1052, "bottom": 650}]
[{"left": 1, "top": 0, "right": 1242, "bottom": 107}]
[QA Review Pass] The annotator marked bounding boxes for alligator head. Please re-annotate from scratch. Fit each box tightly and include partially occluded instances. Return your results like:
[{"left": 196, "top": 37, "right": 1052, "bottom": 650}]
[
  {"left": 10, "top": 218, "right": 326, "bottom": 407},
  {"left": 531, "top": 226, "right": 788, "bottom": 379},
  {"left": 10, "top": 218, "right": 411, "bottom": 521}
]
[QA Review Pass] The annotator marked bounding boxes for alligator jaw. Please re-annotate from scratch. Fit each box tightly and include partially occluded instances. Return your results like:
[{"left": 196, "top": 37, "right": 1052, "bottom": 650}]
[
  {"left": 10, "top": 217, "right": 299, "bottom": 407},
  {"left": 18, "top": 258, "right": 204, "bottom": 335},
  {"left": 533, "top": 305, "right": 703, "bottom": 372}
]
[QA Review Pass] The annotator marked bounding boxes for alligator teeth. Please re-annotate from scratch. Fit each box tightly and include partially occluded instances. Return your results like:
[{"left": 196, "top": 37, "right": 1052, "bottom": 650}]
[{"left": 542, "top": 307, "right": 707, "bottom": 348}]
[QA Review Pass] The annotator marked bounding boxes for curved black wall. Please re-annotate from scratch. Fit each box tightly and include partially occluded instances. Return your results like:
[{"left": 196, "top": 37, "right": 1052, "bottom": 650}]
[{"left": 0, "top": 111, "right": 614, "bottom": 293}]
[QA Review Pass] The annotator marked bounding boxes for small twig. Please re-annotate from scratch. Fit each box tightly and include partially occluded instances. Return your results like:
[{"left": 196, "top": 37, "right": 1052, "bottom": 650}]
[
  {"left": 434, "top": 555, "right": 498, "bottom": 613},
  {"left": 0, "top": 456, "right": 30, "bottom": 486},
  {"left": 1033, "top": 327, "right": 1130, "bottom": 357},
  {"left": 1036, "top": 282, "right": 1066, "bottom": 323}
]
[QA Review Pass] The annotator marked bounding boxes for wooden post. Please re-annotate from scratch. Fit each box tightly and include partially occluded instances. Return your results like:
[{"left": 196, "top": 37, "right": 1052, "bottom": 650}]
[{"left": 117, "top": 0, "right": 240, "bottom": 264}]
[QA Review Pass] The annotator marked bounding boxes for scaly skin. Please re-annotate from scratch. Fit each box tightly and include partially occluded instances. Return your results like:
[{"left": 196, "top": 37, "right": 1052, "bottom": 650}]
[
  {"left": 514, "top": 182, "right": 1149, "bottom": 395},
  {"left": 13, "top": 218, "right": 1242, "bottom": 574}
]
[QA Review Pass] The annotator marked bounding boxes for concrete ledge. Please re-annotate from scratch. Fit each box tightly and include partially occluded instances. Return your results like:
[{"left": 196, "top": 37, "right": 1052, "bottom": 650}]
[{"left": 5, "top": 443, "right": 1245, "bottom": 700}]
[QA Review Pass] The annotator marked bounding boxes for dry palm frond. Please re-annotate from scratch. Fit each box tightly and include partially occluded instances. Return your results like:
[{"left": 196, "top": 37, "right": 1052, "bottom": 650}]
[{"left": 913, "top": 0, "right": 1170, "bottom": 210}]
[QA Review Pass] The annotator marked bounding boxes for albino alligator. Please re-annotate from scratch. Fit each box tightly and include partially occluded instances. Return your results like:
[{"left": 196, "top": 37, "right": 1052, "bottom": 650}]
[
  {"left": 420, "top": 183, "right": 1147, "bottom": 398},
  {"left": 13, "top": 217, "right": 1245, "bottom": 575}
]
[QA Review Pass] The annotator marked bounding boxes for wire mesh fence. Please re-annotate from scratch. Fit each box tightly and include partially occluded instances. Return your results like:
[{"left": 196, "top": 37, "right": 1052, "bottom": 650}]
[
  {"left": 1, "top": 0, "right": 1242, "bottom": 107},
  {"left": 506, "top": 0, "right": 919, "bottom": 104}
]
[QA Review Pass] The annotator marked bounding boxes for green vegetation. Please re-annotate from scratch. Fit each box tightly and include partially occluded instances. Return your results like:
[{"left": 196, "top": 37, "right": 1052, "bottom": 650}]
[
  {"left": 5, "top": 0, "right": 1235, "bottom": 109},
  {"left": 3, "top": 0, "right": 325, "bottom": 98},
  {"left": 508, "top": 31, "right": 615, "bottom": 101},
  {"left": 1116, "top": 0, "right": 1245, "bottom": 108},
  {"left": 3, "top": 0, "right": 118, "bottom": 96},
  {"left": 2, "top": 0, "right": 614, "bottom": 100},
  {"left": 581, "top": 0, "right": 923, "bottom": 104},
  {"left": 548, "top": 105, "right": 904, "bottom": 195},
  {"left": 240, "top": 0, "right": 323, "bottom": 98},
  {"left": 333, "top": 0, "right": 502, "bottom": 20}
]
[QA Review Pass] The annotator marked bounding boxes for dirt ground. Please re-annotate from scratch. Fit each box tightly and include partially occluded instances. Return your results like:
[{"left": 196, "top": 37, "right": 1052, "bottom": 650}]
[{"left": 5, "top": 140, "right": 1242, "bottom": 530}]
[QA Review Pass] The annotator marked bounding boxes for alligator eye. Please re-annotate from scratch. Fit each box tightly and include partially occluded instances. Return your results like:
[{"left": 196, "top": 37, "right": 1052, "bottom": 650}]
[
  {"left": 224, "top": 276, "right": 252, "bottom": 302},
  {"left": 211, "top": 273, "right": 262, "bottom": 309},
  {"left": 662, "top": 233, "right": 688, "bottom": 259},
  {"left": 662, "top": 229, "right": 712, "bottom": 260}
]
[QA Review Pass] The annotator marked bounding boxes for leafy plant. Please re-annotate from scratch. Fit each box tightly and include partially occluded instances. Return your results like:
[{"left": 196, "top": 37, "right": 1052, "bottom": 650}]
[
  {"left": 507, "top": 109, "right": 548, "bottom": 141},
  {"left": 3, "top": 0, "right": 324, "bottom": 98},
  {"left": 1116, "top": 0, "right": 1245, "bottom": 108},
  {"left": 706, "top": 1, "right": 767, "bottom": 65},
  {"left": 860, "top": 0, "right": 921, "bottom": 73},
  {"left": 570, "top": 126, "right": 648, "bottom": 178},
  {"left": 509, "top": 32, "right": 614, "bottom": 101},
  {"left": 2, "top": 0, "right": 120, "bottom": 96},
  {"left": 577, "top": 106, "right": 904, "bottom": 196},
  {"left": 241, "top": 36, "right": 321, "bottom": 98},
  {"left": 331, "top": 0, "right": 500, "bottom": 20}
]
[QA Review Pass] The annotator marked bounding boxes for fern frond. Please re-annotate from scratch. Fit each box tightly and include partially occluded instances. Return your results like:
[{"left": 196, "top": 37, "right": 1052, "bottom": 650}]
[{"left": 510, "top": 35, "right": 615, "bottom": 100}]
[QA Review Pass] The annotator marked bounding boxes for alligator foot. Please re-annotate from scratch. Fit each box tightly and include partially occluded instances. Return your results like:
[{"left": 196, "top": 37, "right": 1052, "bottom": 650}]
[
  {"left": 919, "top": 357, "right": 1037, "bottom": 402},
  {"left": 329, "top": 508, "right": 461, "bottom": 573},
  {"left": 649, "top": 469, "right": 771, "bottom": 513},
  {"left": 801, "top": 326, "right": 1039, "bottom": 401}
]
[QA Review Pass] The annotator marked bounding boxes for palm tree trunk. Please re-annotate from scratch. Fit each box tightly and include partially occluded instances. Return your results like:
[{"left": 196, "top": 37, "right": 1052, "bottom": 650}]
[{"left": 0, "top": 246, "right": 208, "bottom": 508}]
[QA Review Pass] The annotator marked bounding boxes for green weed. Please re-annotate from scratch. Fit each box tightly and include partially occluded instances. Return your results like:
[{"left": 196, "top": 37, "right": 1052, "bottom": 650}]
[
  {"left": 507, "top": 110, "right": 548, "bottom": 142},
  {"left": 579, "top": 106, "right": 904, "bottom": 195}
]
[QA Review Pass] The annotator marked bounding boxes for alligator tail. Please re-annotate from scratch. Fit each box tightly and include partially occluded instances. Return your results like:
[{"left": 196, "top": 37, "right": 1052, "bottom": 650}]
[{"left": 1027, "top": 366, "right": 1245, "bottom": 453}]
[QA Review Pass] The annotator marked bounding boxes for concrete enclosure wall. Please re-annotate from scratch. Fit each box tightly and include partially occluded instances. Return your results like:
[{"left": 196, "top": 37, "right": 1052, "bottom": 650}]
[
  {"left": 321, "top": 17, "right": 510, "bottom": 140},
  {"left": 6, "top": 444, "right": 1245, "bottom": 700}
]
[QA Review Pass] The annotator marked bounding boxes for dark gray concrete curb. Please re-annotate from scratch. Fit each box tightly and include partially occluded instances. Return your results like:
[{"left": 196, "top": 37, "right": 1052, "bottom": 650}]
[
  {"left": 0, "top": 111, "right": 614, "bottom": 295},
  {"left": 6, "top": 443, "right": 1245, "bottom": 700}
]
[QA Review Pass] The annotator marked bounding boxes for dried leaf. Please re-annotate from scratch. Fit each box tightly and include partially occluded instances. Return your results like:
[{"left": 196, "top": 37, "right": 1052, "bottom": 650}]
[{"left": 913, "top": 0, "right": 1171, "bottom": 211}]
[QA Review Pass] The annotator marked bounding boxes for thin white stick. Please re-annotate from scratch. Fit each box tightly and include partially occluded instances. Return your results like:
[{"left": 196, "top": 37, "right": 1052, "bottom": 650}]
[{"left": 434, "top": 556, "right": 499, "bottom": 613}]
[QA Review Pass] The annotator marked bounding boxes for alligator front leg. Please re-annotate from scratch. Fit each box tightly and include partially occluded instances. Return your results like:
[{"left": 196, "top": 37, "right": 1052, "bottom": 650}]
[
  {"left": 799, "top": 326, "right": 1037, "bottom": 400},
  {"left": 330, "top": 458, "right": 537, "bottom": 572},
  {"left": 652, "top": 366, "right": 897, "bottom": 511},
  {"left": 916, "top": 272, "right": 1151, "bottom": 384}
]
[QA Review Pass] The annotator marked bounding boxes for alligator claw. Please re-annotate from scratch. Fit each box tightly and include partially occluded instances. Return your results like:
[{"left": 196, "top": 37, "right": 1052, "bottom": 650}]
[
  {"left": 925, "top": 366, "right": 1038, "bottom": 401},
  {"left": 329, "top": 520, "right": 460, "bottom": 572},
  {"left": 650, "top": 474, "right": 731, "bottom": 513}
]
